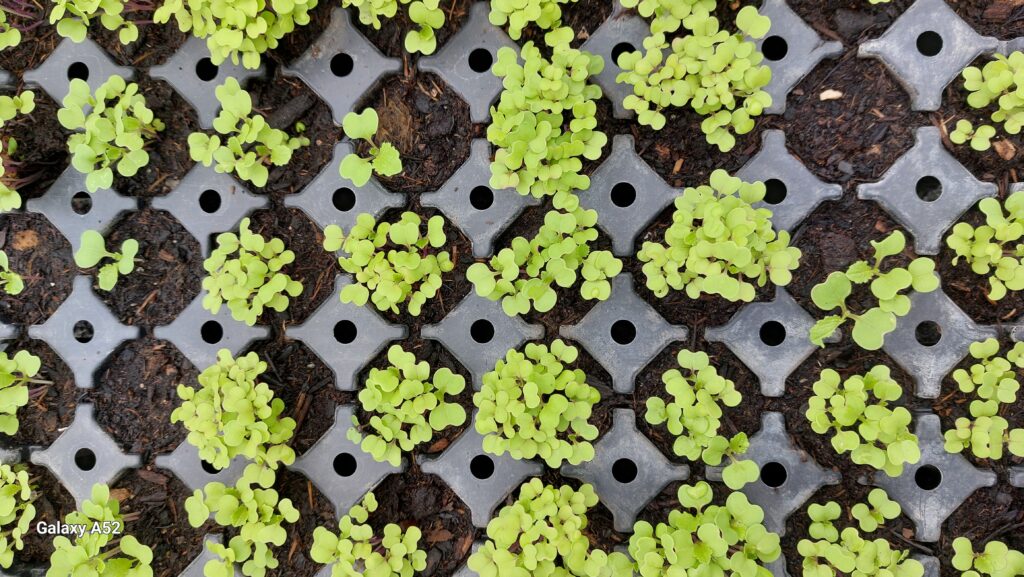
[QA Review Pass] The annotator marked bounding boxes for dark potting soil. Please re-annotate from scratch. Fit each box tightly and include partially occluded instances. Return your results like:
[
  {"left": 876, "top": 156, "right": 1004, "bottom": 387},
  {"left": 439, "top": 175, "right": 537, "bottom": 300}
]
[
  {"left": 113, "top": 467, "right": 210, "bottom": 577},
  {"left": 634, "top": 342, "right": 767, "bottom": 478},
  {"left": 514, "top": 0, "right": 614, "bottom": 49},
  {"left": 90, "top": 20, "right": 187, "bottom": 69},
  {"left": 352, "top": 338, "right": 475, "bottom": 458},
  {"left": 940, "top": 484, "right": 1024, "bottom": 577},
  {"left": 91, "top": 337, "right": 196, "bottom": 456},
  {"left": 0, "top": 336, "right": 76, "bottom": 449},
  {"left": 267, "top": 468, "right": 338, "bottom": 577},
  {"left": 0, "top": 18, "right": 57, "bottom": 76},
  {"left": 18, "top": 464, "right": 76, "bottom": 564},
  {"left": 96, "top": 209, "right": 203, "bottom": 326},
  {"left": 2, "top": 89, "right": 69, "bottom": 203},
  {"left": 353, "top": 0, "right": 473, "bottom": 60},
  {"left": 110, "top": 79, "right": 198, "bottom": 198},
  {"left": 354, "top": 70, "right": 472, "bottom": 194},
  {"left": 246, "top": 74, "right": 342, "bottom": 198},
  {"left": 366, "top": 469, "right": 475, "bottom": 577},
  {"left": 0, "top": 213, "right": 74, "bottom": 326},
  {"left": 949, "top": 0, "right": 1024, "bottom": 39},
  {"left": 782, "top": 482, "right": 924, "bottom": 577},
  {"left": 246, "top": 337, "right": 352, "bottom": 456},
  {"left": 247, "top": 207, "right": 339, "bottom": 327},
  {"left": 268, "top": 1, "right": 336, "bottom": 66},
  {"left": 785, "top": 0, "right": 912, "bottom": 46},
  {"left": 370, "top": 205, "right": 473, "bottom": 331}
]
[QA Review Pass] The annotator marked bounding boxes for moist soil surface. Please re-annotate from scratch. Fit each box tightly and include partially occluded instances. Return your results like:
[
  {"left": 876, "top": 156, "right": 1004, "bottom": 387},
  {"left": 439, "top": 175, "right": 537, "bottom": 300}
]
[{"left": 0, "top": 213, "right": 74, "bottom": 326}]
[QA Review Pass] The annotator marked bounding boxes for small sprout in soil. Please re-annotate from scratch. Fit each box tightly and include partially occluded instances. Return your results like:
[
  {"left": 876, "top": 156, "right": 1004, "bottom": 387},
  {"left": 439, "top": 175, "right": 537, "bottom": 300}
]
[
  {"left": 947, "top": 191, "right": 1024, "bottom": 301},
  {"left": 0, "top": 349, "right": 46, "bottom": 435},
  {"left": 638, "top": 170, "right": 800, "bottom": 303},
  {"left": 0, "top": 463, "right": 35, "bottom": 568},
  {"left": 630, "top": 481, "right": 781, "bottom": 577},
  {"left": 155, "top": 0, "right": 316, "bottom": 68},
  {"left": 339, "top": 108, "right": 402, "bottom": 186},
  {"left": 810, "top": 230, "right": 938, "bottom": 351},
  {"left": 203, "top": 217, "right": 304, "bottom": 326},
  {"left": 487, "top": 27, "right": 607, "bottom": 199},
  {"left": 324, "top": 212, "right": 453, "bottom": 316},
  {"left": 616, "top": 3, "right": 772, "bottom": 151},
  {"left": 958, "top": 51, "right": 1024, "bottom": 148},
  {"left": 185, "top": 464, "right": 299, "bottom": 577},
  {"left": 0, "top": 251, "right": 23, "bottom": 295},
  {"left": 488, "top": 0, "right": 579, "bottom": 40},
  {"left": 469, "top": 479, "right": 635, "bottom": 577},
  {"left": 50, "top": 0, "right": 139, "bottom": 44},
  {"left": 806, "top": 365, "right": 921, "bottom": 477},
  {"left": 950, "top": 119, "right": 996, "bottom": 152},
  {"left": 799, "top": 489, "right": 922, "bottom": 577},
  {"left": 171, "top": 349, "right": 297, "bottom": 471},
  {"left": 58, "top": 76, "right": 165, "bottom": 193},
  {"left": 467, "top": 192, "right": 621, "bottom": 316},
  {"left": 343, "top": 0, "right": 445, "bottom": 54},
  {"left": 474, "top": 339, "right": 600, "bottom": 467},
  {"left": 48, "top": 483, "right": 154, "bottom": 577},
  {"left": 311, "top": 491, "right": 427, "bottom": 577},
  {"left": 348, "top": 344, "right": 467, "bottom": 467},
  {"left": 644, "top": 348, "right": 758, "bottom": 490},
  {"left": 952, "top": 537, "right": 1024, "bottom": 577},
  {"left": 943, "top": 338, "right": 1024, "bottom": 459},
  {"left": 0, "top": 91, "right": 36, "bottom": 212},
  {"left": 74, "top": 229, "right": 139, "bottom": 291},
  {"left": 0, "top": 12, "right": 20, "bottom": 50},
  {"left": 188, "top": 77, "right": 310, "bottom": 187}
]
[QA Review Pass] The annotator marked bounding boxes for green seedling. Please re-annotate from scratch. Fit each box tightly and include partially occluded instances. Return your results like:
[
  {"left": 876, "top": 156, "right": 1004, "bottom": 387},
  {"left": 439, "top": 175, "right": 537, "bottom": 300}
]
[
  {"left": 171, "top": 350, "right": 296, "bottom": 471},
  {"left": 644, "top": 349, "right": 758, "bottom": 489},
  {"left": 474, "top": 340, "right": 601, "bottom": 467},
  {"left": 202, "top": 217, "right": 303, "bottom": 326},
  {"left": 50, "top": 0, "right": 138, "bottom": 44},
  {"left": 348, "top": 344, "right": 467, "bottom": 467},
  {"left": 58, "top": 76, "right": 164, "bottom": 193},
  {"left": 311, "top": 492, "right": 427, "bottom": 577},
  {"left": 630, "top": 481, "right": 780, "bottom": 577},
  {"left": 343, "top": 0, "right": 444, "bottom": 54},
  {"left": 0, "top": 91, "right": 35, "bottom": 212},
  {"left": 952, "top": 537, "right": 1024, "bottom": 577},
  {"left": 48, "top": 484, "right": 153, "bottom": 577},
  {"left": 339, "top": 108, "right": 402, "bottom": 186},
  {"left": 638, "top": 170, "right": 801, "bottom": 302},
  {"left": 951, "top": 119, "right": 997, "bottom": 152},
  {"left": 189, "top": 78, "right": 309, "bottom": 187},
  {"left": 487, "top": 27, "right": 607, "bottom": 198},
  {"left": 488, "top": 0, "right": 580, "bottom": 40},
  {"left": 810, "top": 230, "right": 938, "bottom": 350},
  {"left": 185, "top": 464, "right": 299, "bottom": 577},
  {"left": 469, "top": 480, "right": 634, "bottom": 577},
  {"left": 324, "top": 212, "right": 452, "bottom": 316},
  {"left": 0, "top": 12, "right": 21, "bottom": 50},
  {"left": 0, "top": 251, "right": 23, "bottom": 295},
  {"left": 943, "top": 338, "right": 1024, "bottom": 459},
  {"left": 74, "top": 230, "right": 139, "bottom": 291},
  {"left": 0, "top": 463, "right": 35, "bottom": 569},
  {"left": 155, "top": 0, "right": 317, "bottom": 68},
  {"left": 851, "top": 488, "right": 901, "bottom": 533},
  {"left": 0, "top": 349, "right": 46, "bottom": 436},
  {"left": 467, "top": 192, "right": 621, "bottom": 316},
  {"left": 947, "top": 191, "right": 1024, "bottom": 301},
  {"left": 806, "top": 365, "right": 920, "bottom": 477}
]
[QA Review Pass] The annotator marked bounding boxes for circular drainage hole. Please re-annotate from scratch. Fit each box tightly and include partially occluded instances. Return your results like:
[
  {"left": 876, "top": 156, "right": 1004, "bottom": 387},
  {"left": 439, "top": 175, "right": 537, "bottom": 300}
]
[
  {"left": 468, "top": 48, "right": 493, "bottom": 72},
  {"left": 916, "top": 31, "right": 943, "bottom": 57},
  {"left": 200, "top": 460, "right": 220, "bottom": 474},
  {"left": 67, "top": 62, "right": 89, "bottom": 81},
  {"left": 915, "top": 464, "right": 941, "bottom": 490},
  {"left": 764, "top": 179, "right": 787, "bottom": 205},
  {"left": 331, "top": 53, "right": 354, "bottom": 77},
  {"left": 759, "top": 321, "right": 786, "bottom": 347},
  {"left": 915, "top": 321, "right": 941, "bottom": 347},
  {"left": 75, "top": 448, "right": 96, "bottom": 471},
  {"left": 611, "top": 182, "right": 636, "bottom": 207},
  {"left": 612, "top": 458, "right": 638, "bottom": 483},
  {"left": 470, "top": 186, "right": 494, "bottom": 210},
  {"left": 73, "top": 320, "right": 94, "bottom": 343},
  {"left": 915, "top": 176, "right": 942, "bottom": 202},
  {"left": 470, "top": 455, "right": 495, "bottom": 479},
  {"left": 762, "top": 36, "right": 788, "bottom": 61},
  {"left": 333, "top": 187, "right": 356, "bottom": 212},
  {"left": 199, "top": 189, "right": 221, "bottom": 213},
  {"left": 610, "top": 320, "right": 636, "bottom": 345},
  {"left": 334, "top": 320, "right": 357, "bottom": 344},
  {"left": 333, "top": 452, "right": 357, "bottom": 477},
  {"left": 760, "top": 461, "right": 787, "bottom": 487},
  {"left": 195, "top": 57, "right": 218, "bottom": 81},
  {"left": 611, "top": 42, "right": 635, "bottom": 66},
  {"left": 71, "top": 191, "right": 93, "bottom": 215},
  {"left": 470, "top": 319, "right": 494, "bottom": 344},
  {"left": 201, "top": 320, "right": 223, "bottom": 344}
]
